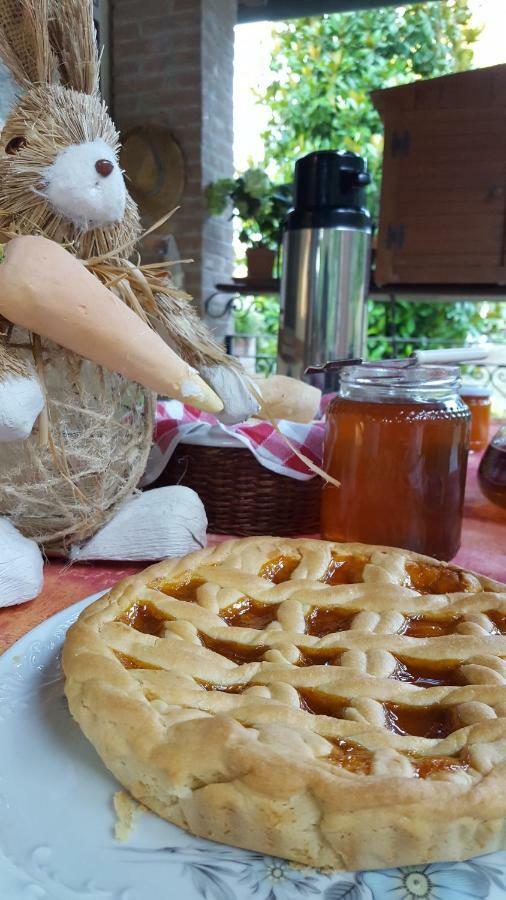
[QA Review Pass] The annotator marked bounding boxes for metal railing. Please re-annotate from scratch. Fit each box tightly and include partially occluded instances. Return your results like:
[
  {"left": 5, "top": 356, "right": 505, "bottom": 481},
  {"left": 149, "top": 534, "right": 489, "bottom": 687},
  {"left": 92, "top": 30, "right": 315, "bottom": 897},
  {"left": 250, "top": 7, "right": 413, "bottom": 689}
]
[{"left": 221, "top": 293, "right": 506, "bottom": 412}]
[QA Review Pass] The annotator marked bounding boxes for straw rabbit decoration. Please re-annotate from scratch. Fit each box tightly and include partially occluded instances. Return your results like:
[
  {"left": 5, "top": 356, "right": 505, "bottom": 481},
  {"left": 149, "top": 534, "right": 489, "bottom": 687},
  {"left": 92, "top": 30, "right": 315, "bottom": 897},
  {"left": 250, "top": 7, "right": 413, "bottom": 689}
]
[
  {"left": 0, "top": 0, "right": 321, "bottom": 606},
  {"left": 0, "top": 0, "right": 257, "bottom": 603}
]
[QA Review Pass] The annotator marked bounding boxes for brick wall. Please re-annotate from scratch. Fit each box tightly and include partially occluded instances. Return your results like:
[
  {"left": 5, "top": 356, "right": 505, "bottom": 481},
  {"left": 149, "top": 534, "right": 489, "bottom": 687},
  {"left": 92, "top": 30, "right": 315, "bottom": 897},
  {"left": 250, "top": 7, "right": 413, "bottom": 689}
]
[{"left": 111, "top": 0, "right": 236, "bottom": 331}]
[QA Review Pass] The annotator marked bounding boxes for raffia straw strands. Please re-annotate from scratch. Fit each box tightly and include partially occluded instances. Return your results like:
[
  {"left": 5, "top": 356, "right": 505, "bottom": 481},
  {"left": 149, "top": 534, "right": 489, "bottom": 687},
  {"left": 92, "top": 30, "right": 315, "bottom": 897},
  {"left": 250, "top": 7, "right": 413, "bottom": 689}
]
[
  {"left": 30, "top": 333, "right": 48, "bottom": 446},
  {"left": 0, "top": 328, "right": 29, "bottom": 378},
  {"left": 0, "top": 0, "right": 55, "bottom": 86},
  {"left": 48, "top": 0, "right": 99, "bottom": 94},
  {"left": 0, "top": 0, "right": 98, "bottom": 92},
  {"left": 84, "top": 208, "right": 180, "bottom": 267},
  {"left": 141, "top": 259, "right": 194, "bottom": 269},
  {"left": 0, "top": 331, "right": 156, "bottom": 553}
]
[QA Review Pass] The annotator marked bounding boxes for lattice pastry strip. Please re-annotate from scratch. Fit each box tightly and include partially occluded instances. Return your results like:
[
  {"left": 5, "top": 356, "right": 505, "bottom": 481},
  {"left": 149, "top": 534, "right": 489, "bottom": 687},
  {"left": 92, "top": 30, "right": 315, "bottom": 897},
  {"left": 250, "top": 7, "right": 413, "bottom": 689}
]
[{"left": 63, "top": 537, "right": 506, "bottom": 871}]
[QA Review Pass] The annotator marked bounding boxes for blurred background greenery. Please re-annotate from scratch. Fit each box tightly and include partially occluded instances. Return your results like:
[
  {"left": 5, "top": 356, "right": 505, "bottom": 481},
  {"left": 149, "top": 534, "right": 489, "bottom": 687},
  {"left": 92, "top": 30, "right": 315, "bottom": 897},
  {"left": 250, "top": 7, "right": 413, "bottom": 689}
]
[{"left": 223, "top": 1, "right": 506, "bottom": 375}]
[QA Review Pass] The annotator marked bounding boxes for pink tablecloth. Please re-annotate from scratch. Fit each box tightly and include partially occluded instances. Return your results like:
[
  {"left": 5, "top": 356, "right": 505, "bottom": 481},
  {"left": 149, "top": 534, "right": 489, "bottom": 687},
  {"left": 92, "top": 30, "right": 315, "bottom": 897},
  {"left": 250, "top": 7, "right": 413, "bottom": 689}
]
[
  {"left": 454, "top": 447, "right": 505, "bottom": 581},
  {"left": 0, "top": 445, "right": 504, "bottom": 653}
]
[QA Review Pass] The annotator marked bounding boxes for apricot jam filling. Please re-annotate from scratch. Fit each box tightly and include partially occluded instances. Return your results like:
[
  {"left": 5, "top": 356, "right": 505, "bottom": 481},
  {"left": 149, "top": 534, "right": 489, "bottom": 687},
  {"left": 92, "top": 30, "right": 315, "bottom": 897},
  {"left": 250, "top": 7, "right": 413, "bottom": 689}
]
[
  {"left": 405, "top": 562, "right": 470, "bottom": 595},
  {"left": 221, "top": 598, "right": 280, "bottom": 629},
  {"left": 305, "top": 607, "right": 357, "bottom": 638},
  {"left": 409, "top": 754, "right": 470, "bottom": 779},
  {"left": 402, "top": 615, "right": 462, "bottom": 638},
  {"left": 321, "top": 553, "right": 367, "bottom": 585},
  {"left": 259, "top": 556, "right": 300, "bottom": 583},
  {"left": 394, "top": 656, "right": 462, "bottom": 687},
  {"left": 385, "top": 702, "right": 454, "bottom": 739},
  {"left": 198, "top": 633, "right": 268, "bottom": 664},
  {"left": 327, "top": 740, "right": 469, "bottom": 778},
  {"left": 328, "top": 738, "right": 372, "bottom": 774},
  {"left": 297, "top": 646, "right": 344, "bottom": 666},
  {"left": 114, "top": 650, "right": 162, "bottom": 670},
  {"left": 149, "top": 574, "right": 206, "bottom": 602},
  {"left": 198, "top": 680, "right": 246, "bottom": 694},
  {"left": 118, "top": 603, "right": 169, "bottom": 637},
  {"left": 300, "top": 693, "right": 455, "bottom": 739},
  {"left": 299, "top": 688, "right": 348, "bottom": 719},
  {"left": 486, "top": 610, "right": 506, "bottom": 634}
]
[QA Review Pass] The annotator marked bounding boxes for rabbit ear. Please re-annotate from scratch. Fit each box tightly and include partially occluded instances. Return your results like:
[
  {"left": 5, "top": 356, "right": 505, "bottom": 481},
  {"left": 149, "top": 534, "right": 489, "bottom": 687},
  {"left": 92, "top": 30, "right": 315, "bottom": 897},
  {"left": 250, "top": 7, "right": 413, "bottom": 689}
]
[
  {"left": 48, "top": 0, "right": 99, "bottom": 94},
  {"left": 0, "top": 0, "right": 55, "bottom": 86}
]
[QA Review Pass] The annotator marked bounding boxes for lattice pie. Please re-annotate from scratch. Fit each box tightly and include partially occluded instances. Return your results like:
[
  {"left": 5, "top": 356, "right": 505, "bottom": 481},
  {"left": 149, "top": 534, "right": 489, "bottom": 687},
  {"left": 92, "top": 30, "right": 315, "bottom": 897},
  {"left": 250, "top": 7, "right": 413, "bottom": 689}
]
[{"left": 63, "top": 538, "right": 506, "bottom": 870}]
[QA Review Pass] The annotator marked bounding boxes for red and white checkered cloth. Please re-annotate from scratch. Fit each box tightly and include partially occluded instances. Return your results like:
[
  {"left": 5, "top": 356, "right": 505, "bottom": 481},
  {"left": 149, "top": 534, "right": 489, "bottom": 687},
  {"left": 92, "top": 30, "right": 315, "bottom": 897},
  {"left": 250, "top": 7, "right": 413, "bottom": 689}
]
[{"left": 142, "top": 399, "right": 326, "bottom": 485}]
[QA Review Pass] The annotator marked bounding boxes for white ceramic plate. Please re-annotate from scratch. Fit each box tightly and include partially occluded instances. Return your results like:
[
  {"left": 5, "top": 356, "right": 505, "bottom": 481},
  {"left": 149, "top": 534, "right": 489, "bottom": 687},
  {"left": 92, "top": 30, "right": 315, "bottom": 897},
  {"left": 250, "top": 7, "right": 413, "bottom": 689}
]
[{"left": 1, "top": 595, "right": 506, "bottom": 900}]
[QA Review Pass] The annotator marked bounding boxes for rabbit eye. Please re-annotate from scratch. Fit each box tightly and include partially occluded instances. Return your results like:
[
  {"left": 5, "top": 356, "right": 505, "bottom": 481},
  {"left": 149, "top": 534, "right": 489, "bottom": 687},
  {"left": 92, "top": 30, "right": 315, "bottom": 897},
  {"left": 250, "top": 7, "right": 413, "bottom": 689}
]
[{"left": 5, "top": 137, "right": 27, "bottom": 155}]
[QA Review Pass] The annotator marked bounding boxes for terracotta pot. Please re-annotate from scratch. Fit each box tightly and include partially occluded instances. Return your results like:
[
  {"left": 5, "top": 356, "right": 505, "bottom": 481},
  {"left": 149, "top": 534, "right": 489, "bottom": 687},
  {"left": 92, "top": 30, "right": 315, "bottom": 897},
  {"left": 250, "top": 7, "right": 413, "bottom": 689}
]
[{"left": 246, "top": 246, "right": 276, "bottom": 280}]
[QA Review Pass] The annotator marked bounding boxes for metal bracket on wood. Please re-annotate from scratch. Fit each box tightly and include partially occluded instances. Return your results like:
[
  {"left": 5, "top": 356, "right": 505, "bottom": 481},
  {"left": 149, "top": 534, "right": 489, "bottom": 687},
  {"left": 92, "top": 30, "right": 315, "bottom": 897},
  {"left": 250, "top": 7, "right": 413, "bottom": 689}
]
[
  {"left": 386, "top": 224, "right": 405, "bottom": 250},
  {"left": 390, "top": 129, "right": 410, "bottom": 158}
]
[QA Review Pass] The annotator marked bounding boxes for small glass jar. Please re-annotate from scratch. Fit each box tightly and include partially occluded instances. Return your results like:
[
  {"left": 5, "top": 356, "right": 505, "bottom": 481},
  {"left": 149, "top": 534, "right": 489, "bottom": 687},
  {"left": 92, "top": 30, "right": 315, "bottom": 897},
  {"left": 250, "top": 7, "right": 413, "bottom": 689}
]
[
  {"left": 321, "top": 364, "right": 471, "bottom": 560},
  {"left": 460, "top": 384, "right": 491, "bottom": 452},
  {"left": 478, "top": 425, "right": 506, "bottom": 509}
]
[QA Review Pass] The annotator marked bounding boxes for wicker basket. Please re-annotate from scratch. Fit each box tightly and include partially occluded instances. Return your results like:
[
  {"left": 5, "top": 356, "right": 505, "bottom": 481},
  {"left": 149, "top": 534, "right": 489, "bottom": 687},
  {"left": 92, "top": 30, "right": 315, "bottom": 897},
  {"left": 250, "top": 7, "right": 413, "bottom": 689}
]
[{"left": 148, "top": 441, "right": 321, "bottom": 536}]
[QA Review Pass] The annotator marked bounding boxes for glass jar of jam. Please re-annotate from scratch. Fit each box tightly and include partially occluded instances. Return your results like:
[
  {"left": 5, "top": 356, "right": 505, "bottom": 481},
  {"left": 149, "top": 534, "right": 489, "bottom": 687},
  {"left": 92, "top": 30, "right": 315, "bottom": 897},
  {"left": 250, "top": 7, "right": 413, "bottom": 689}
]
[
  {"left": 460, "top": 384, "right": 491, "bottom": 452},
  {"left": 478, "top": 426, "right": 506, "bottom": 509},
  {"left": 321, "top": 364, "right": 471, "bottom": 560}
]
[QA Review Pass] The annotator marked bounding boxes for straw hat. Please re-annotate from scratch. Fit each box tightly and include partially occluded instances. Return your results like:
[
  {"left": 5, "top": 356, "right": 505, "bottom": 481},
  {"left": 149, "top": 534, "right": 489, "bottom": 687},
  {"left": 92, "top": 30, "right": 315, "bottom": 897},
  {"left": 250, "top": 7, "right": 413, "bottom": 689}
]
[{"left": 120, "top": 124, "right": 185, "bottom": 221}]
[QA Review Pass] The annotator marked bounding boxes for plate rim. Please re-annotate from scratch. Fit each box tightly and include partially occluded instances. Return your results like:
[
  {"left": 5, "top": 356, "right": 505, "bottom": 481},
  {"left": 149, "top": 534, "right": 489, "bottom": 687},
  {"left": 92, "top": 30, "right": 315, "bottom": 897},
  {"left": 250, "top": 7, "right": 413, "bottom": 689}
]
[{"left": 0, "top": 589, "right": 109, "bottom": 664}]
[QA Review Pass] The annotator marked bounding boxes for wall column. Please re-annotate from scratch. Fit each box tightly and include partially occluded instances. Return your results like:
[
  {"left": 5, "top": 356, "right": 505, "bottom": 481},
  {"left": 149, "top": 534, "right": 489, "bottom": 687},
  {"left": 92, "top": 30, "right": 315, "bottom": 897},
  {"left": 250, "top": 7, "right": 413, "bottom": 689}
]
[{"left": 111, "top": 0, "right": 236, "bottom": 336}]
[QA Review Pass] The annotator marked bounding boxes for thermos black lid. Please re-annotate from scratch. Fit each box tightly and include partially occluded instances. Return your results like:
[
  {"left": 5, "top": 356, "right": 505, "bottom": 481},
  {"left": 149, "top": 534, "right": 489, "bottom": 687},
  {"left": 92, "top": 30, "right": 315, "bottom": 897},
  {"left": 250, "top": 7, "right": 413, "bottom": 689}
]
[{"left": 287, "top": 149, "right": 371, "bottom": 232}]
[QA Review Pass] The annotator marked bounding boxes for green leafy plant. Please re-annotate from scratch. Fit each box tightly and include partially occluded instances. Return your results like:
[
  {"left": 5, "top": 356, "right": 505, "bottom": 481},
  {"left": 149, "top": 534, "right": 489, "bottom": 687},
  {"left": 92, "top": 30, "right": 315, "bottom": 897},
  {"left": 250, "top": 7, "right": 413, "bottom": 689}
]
[
  {"left": 206, "top": 168, "right": 292, "bottom": 250},
  {"left": 367, "top": 298, "right": 506, "bottom": 360},
  {"left": 234, "top": 295, "right": 280, "bottom": 375}
]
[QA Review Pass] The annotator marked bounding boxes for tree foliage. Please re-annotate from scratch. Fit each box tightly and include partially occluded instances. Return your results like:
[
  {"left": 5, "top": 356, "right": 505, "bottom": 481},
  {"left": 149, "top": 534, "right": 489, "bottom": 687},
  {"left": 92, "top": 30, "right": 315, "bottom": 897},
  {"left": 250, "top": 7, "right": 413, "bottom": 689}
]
[{"left": 260, "top": 1, "right": 480, "bottom": 216}]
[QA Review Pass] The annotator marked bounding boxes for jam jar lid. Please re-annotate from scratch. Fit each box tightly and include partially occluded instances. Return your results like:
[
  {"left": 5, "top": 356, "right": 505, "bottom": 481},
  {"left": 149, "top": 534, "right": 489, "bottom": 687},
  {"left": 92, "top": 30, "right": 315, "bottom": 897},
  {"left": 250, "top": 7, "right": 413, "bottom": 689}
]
[
  {"left": 460, "top": 383, "right": 492, "bottom": 398},
  {"left": 339, "top": 363, "right": 463, "bottom": 402}
]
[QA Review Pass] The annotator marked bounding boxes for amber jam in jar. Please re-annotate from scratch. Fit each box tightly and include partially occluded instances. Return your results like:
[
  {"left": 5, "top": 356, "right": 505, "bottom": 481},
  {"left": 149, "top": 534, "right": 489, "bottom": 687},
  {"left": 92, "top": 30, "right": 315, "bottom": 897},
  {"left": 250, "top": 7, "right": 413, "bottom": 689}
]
[
  {"left": 321, "top": 365, "right": 471, "bottom": 560},
  {"left": 460, "top": 384, "right": 491, "bottom": 452},
  {"left": 478, "top": 426, "right": 506, "bottom": 509}
]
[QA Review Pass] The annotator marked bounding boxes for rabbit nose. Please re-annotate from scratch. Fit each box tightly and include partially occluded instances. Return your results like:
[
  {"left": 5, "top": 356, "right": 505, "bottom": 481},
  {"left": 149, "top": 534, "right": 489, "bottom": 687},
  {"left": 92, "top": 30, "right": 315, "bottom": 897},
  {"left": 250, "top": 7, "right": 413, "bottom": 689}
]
[{"left": 95, "top": 159, "right": 114, "bottom": 177}]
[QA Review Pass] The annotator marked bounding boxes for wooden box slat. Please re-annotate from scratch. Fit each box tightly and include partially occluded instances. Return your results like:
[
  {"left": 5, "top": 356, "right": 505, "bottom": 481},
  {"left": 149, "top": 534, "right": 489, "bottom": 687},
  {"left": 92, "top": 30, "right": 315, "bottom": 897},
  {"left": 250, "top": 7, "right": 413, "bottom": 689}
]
[{"left": 372, "top": 65, "right": 506, "bottom": 286}]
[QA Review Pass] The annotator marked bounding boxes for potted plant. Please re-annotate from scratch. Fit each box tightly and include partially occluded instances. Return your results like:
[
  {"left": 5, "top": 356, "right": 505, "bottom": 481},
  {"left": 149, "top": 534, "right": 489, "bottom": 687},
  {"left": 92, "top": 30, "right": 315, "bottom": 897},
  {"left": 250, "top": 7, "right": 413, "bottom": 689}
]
[{"left": 206, "top": 168, "right": 292, "bottom": 280}]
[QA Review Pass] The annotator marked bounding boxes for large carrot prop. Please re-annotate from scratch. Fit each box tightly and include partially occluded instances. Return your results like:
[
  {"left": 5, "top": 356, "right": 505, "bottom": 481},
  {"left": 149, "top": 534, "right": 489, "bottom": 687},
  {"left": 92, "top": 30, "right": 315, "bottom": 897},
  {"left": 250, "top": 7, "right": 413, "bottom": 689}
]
[{"left": 0, "top": 235, "right": 223, "bottom": 414}]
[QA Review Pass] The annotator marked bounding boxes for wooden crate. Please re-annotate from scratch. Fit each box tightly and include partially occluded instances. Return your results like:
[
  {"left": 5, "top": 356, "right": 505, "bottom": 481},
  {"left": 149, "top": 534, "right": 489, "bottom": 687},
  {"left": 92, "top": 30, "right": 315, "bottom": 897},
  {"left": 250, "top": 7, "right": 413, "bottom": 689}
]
[{"left": 372, "top": 64, "right": 506, "bottom": 286}]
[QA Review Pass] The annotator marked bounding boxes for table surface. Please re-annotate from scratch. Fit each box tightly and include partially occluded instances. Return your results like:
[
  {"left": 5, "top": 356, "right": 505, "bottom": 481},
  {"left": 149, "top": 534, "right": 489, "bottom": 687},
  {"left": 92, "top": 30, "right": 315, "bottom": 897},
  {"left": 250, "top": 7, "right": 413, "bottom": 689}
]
[{"left": 1, "top": 448, "right": 504, "bottom": 654}]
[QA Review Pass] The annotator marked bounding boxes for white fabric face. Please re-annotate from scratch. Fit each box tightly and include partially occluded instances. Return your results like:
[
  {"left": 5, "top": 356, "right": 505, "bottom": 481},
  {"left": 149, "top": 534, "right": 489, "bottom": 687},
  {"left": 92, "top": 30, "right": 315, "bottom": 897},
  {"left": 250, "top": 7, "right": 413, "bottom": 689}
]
[
  {"left": 0, "top": 518, "right": 44, "bottom": 607},
  {"left": 39, "top": 138, "right": 127, "bottom": 229},
  {"left": 70, "top": 486, "right": 208, "bottom": 562},
  {"left": 0, "top": 372, "right": 45, "bottom": 442}
]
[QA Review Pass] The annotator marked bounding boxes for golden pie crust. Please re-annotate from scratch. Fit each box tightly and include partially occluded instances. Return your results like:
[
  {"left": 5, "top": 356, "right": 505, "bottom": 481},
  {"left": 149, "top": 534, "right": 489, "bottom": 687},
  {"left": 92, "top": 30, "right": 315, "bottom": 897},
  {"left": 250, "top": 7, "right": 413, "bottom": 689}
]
[{"left": 62, "top": 537, "right": 506, "bottom": 870}]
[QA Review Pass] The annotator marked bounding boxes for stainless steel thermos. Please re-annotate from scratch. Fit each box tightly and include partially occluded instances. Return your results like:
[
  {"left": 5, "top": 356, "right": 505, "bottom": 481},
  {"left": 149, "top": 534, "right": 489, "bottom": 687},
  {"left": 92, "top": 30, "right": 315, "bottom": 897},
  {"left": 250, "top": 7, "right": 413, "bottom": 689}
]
[{"left": 277, "top": 150, "right": 372, "bottom": 389}]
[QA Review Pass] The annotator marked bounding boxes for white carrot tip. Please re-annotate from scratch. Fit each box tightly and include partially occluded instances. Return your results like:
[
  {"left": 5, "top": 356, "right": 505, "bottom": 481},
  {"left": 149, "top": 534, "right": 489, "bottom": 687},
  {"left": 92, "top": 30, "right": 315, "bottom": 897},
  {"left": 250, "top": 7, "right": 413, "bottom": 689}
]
[{"left": 178, "top": 373, "right": 224, "bottom": 413}]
